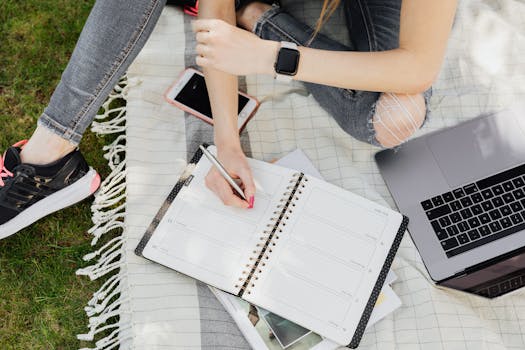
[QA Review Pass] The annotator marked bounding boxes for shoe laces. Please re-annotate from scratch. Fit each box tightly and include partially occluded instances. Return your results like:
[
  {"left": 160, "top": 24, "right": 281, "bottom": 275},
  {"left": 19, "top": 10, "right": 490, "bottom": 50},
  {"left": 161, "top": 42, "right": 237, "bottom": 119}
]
[{"left": 0, "top": 140, "right": 28, "bottom": 187}]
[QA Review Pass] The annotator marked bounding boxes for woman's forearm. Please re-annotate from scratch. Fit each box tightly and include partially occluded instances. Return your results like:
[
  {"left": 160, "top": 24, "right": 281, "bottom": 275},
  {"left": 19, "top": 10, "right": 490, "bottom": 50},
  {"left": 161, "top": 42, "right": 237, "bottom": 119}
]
[
  {"left": 293, "top": 0, "right": 456, "bottom": 94},
  {"left": 293, "top": 47, "right": 434, "bottom": 94},
  {"left": 252, "top": 42, "right": 435, "bottom": 94},
  {"left": 199, "top": 0, "right": 241, "bottom": 150}
]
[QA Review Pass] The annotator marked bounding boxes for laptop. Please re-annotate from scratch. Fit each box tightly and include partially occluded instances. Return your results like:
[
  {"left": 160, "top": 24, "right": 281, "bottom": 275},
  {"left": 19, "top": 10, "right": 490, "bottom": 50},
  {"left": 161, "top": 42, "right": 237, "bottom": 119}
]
[{"left": 375, "top": 105, "right": 525, "bottom": 298}]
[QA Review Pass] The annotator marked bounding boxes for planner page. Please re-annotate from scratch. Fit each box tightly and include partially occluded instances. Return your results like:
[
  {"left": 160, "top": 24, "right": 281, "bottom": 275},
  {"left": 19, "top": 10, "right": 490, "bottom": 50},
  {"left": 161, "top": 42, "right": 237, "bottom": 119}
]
[
  {"left": 142, "top": 148, "right": 299, "bottom": 295},
  {"left": 244, "top": 175, "right": 403, "bottom": 345}
]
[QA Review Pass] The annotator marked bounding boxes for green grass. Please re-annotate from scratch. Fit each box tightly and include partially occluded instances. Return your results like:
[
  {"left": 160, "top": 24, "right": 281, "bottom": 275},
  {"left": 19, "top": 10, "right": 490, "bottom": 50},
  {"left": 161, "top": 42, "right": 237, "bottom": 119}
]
[{"left": 0, "top": 1, "right": 120, "bottom": 348}]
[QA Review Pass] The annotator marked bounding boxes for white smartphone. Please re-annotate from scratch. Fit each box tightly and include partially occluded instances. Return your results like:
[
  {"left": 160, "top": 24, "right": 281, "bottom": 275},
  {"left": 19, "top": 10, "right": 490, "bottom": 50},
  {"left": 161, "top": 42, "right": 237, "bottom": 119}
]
[{"left": 164, "top": 68, "right": 259, "bottom": 132}]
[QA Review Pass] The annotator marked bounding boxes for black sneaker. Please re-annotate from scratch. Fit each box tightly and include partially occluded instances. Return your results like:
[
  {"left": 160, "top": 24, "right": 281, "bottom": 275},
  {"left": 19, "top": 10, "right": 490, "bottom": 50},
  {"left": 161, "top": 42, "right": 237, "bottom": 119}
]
[{"left": 0, "top": 140, "right": 101, "bottom": 239}]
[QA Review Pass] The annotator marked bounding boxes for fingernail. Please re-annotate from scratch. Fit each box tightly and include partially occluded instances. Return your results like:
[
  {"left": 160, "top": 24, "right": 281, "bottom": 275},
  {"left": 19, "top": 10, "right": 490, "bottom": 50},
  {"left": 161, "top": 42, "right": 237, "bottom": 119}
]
[{"left": 248, "top": 196, "right": 254, "bottom": 209}]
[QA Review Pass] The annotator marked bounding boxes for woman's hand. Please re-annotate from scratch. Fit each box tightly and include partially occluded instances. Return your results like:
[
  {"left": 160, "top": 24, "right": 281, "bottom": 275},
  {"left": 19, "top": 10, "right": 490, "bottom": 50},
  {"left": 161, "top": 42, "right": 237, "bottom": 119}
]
[
  {"left": 205, "top": 145, "right": 256, "bottom": 209},
  {"left": 192, "top": 19, "right": 278, "bottom": 76}
]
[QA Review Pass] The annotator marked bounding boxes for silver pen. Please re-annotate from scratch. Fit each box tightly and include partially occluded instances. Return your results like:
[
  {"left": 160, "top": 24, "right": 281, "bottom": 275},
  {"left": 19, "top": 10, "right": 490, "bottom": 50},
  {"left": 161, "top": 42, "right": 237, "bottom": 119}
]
[{"left": 199, "top": 145, "right": 247, "bottom": 201}]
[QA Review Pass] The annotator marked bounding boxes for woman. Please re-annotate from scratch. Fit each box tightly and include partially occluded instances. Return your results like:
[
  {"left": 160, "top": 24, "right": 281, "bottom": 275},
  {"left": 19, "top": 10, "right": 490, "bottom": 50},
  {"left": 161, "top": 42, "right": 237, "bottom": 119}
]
[
  {"left": 197, "top": 0, "right": 457, "bottom": 209},
  {"left": 0, "top": 0, "right": 456, "bottom": 239}
]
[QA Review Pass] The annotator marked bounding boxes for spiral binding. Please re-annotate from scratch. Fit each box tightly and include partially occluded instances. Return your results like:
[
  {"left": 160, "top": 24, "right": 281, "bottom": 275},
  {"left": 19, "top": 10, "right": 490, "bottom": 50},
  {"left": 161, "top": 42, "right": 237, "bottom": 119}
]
[{"left": 236, "top": 172, "right": 308, "bottom": 297}]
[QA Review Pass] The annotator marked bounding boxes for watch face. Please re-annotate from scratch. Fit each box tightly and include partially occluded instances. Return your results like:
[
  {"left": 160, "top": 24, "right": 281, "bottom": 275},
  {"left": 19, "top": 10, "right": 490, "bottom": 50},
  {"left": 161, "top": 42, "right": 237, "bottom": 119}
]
[{"left": 275, "top": 47, "right": 300, "bottom": 75}]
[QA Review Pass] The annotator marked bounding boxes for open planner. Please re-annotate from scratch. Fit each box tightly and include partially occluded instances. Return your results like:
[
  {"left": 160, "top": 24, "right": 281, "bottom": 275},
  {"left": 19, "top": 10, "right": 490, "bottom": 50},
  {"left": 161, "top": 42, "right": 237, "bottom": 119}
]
[{"left": 135, "top": 145, "right": 408, "bottom": 347}]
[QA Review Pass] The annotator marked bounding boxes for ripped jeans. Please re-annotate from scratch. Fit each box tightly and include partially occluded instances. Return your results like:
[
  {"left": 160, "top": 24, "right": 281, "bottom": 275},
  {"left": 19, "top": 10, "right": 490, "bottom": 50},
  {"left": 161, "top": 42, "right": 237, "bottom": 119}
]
[{"left": 248, "top": 0, "right": 431, "bottom": 146}]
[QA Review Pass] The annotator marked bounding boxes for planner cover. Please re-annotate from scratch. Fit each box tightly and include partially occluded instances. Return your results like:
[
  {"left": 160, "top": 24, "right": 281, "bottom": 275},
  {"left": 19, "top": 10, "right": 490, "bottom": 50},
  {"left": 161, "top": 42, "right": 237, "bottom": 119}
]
[{"left": 135, "top": 144, "right": 206, "bottom": 256}]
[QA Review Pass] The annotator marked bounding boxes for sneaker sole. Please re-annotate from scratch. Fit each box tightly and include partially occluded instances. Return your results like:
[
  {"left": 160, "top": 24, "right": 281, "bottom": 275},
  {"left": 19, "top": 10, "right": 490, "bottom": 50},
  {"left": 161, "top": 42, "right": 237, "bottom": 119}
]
[{"left": 0, "top": 168, "right": 101, "bottom": 240}]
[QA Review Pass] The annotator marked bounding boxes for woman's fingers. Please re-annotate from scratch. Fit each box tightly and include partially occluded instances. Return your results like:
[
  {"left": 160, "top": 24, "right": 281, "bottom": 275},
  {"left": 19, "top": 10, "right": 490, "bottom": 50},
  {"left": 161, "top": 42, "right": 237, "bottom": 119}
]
[
  {"left": 195, "top": 32, "right": 212, "bottom": 45},
  {"left": 191, "top": 19, "right": 218, "bottom": 33},
  {"left": 195, "top": 31, "right": 210, "bottom": 44},
  {"left": 237, "top": 167, "right": 256, "bottom": 208},
  {"left": 195, "top": 55, "right": 209, "bottom": 68},
  {"left": 195, "top": 44, "right": 208, "bottom": 56},
  {"left": 193, "top": 22, "right": 214, "bottom": 68},
  {"left": 217, "top": 178, "right": 250, "bottom": 208},
  {"left": 192, "top": 17, "right": 272, "bottom": 76},
  {"left": 205, "top": 169, "right": 250, "bottom": 209}
]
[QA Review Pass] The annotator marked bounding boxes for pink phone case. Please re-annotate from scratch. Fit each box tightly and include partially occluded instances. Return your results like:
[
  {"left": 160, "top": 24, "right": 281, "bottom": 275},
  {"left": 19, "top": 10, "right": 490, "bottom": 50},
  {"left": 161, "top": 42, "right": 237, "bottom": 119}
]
[{"left": 164, "top": 68, "right": 260, "bottom": 133}]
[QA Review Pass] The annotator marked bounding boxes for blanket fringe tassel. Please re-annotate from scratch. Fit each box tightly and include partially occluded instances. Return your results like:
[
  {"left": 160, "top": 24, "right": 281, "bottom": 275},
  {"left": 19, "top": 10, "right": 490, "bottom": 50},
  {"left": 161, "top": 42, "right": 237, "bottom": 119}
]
[{"left": 76, "top": 76, "right": 138, "bottom": 349}]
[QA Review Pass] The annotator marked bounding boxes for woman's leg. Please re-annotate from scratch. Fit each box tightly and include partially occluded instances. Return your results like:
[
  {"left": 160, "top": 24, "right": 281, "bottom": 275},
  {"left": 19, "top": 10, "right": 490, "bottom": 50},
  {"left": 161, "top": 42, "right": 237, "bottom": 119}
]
[
  {"left": 21, "top": 0, "right": 167, "bottom": 164},
  {"left": 345, "top": 0, "right": 428, "bottom": 148},
  {"left": 238, "top": 1, "right": 427, "bottom": 147},
  {"left": 1, "top": 0, "right": 168, "bottom": 237}
]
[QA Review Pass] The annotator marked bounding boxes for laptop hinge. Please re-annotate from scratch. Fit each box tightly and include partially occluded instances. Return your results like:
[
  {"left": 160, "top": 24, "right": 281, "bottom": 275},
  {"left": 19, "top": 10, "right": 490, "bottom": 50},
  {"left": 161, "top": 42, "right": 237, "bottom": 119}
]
[{"left": 452, "top": 269, "right": 468, "bottom": 278}]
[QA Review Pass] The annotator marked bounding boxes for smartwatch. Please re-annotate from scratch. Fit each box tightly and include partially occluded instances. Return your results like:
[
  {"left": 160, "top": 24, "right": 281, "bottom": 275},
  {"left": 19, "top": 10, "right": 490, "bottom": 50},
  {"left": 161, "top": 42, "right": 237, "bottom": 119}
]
[{"left": 274, "top": 41, "right": 300, "bottom": 83}]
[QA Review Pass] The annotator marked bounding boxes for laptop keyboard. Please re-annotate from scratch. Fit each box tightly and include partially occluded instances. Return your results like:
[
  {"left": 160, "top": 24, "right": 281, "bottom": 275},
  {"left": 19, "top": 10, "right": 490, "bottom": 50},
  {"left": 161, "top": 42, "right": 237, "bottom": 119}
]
[
  {"left": 421, "top": 163, "right": 525, "bottom": 258},
  {"left": 473, "top": 271, "right": 525, "bottom": 298}
]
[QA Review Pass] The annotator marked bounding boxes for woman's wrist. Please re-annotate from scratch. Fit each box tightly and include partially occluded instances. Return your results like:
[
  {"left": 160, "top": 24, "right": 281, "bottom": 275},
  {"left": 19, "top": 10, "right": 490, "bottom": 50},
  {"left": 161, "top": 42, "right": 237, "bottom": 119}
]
[
  {"left": 215, "top": 137, "right": 242, "bottom": 152},
  {"left": 258, "top": 39, "right": 280, "bottom": 75},
  {"left": 214, "top": 126, "right": 241, "bottom": 152}
]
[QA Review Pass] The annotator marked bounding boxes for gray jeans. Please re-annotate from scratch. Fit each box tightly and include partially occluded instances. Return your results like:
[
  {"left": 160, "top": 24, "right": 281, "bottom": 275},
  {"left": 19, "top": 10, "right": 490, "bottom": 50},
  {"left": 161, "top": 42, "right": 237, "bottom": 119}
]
[
  {"left": 39, "top": 0, "right": 428, "bottom": 146},
  {"left": 38, "top": 0, "right": 168, "bottom": 145}
]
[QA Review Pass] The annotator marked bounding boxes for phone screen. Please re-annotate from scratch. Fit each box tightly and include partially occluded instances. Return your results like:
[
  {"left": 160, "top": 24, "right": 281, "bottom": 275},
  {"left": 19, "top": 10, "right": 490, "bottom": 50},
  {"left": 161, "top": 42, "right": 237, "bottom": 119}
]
[{"left": 174, "top": 73, "right": 249, "bottom": 119}]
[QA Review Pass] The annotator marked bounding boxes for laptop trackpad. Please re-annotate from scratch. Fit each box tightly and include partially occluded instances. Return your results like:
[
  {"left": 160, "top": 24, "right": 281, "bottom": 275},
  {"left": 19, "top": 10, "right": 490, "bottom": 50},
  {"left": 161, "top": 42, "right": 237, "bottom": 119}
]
[{"left": 426, "top": 112, "right": 525, "bottom": 188}]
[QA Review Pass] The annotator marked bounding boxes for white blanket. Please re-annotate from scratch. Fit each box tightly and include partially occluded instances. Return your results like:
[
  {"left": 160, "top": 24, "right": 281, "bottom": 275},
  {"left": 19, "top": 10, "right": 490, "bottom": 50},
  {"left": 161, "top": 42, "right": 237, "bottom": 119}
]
[{"left": 78, "top": 1, "right": 525, "bottom": 349}]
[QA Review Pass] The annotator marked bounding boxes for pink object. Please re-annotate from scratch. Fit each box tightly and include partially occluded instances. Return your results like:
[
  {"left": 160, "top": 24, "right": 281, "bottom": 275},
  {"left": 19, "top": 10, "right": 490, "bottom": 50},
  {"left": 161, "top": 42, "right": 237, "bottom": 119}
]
[
  {"left": 248, "top": 196, "right": 254, "bottom": 209},
  {"left": 0, "top": 140, "right": 28, "bottom": 186},
  {"left": 0, "top": 156, "right": 13, "bottom": 187},
  {"left": 163, "top": 68, "right": 260, "bottom": 133},
  {"left": 90, "top": 173, "right": 101, "bottom": 194},
  {"left": 12, "top": 140, "right": 28, "bottom": 148},
  {"left": 183, "top": 1, "right": 198, "bottom": 16}
]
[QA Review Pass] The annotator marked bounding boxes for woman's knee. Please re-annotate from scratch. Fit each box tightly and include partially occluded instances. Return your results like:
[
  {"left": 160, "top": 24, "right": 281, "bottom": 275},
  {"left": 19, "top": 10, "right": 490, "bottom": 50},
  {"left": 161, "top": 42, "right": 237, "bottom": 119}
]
[{"left": 373, "top": 92, "right": 426, "bottom": 148}]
